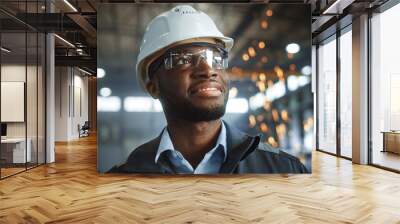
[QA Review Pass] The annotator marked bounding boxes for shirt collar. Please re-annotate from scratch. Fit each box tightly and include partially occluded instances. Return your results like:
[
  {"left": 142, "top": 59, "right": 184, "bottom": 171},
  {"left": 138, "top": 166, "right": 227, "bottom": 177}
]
[{"left": 155, "top": 121, "right": 227, "bottom": 163}]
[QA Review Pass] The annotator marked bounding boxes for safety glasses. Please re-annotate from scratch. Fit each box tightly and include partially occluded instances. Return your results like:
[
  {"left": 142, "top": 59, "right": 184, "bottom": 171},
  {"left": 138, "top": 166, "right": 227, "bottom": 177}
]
[{"left": 149, "top": 42, "right": 228, "bottom": 78}]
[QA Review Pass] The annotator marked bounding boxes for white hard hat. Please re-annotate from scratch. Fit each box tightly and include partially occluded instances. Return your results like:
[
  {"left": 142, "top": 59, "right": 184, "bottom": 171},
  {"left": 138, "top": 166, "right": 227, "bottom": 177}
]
[{"left": 136, "top": 5, "right": 234, "bottom": 91}]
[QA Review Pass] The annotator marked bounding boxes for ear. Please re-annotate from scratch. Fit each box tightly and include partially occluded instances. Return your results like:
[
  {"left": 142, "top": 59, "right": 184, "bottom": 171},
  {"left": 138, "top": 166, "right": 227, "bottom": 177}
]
[{"left": 146, "top": 78, "right": 160, "bottom": 99}]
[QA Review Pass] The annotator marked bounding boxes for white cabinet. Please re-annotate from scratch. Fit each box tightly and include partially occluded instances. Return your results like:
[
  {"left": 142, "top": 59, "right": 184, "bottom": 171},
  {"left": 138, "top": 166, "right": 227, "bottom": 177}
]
[{"left": 1, "top": 138, "right": 32, "bottom": 163}]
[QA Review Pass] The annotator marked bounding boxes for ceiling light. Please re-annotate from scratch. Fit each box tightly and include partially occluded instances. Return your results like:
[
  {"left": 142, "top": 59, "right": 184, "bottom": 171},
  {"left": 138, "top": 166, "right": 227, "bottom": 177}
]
[
  {"left": 322, "top": 0, "right": 354, "bottom": 15},
  {"left": 63, "top": 0, "right": 78, "bottom": 12},
  {"left": 97, "top": 68, "right": 106, "bottom": 78},
  {"left": 229, "top": 87, "right": 238, "bottom": 98},
  {"left": 1, "top": 47, "right": 11, "bottom": 53},
  {"left": 54, "top": 34, "right": 75, "bottom": 48},
  {"left": 100, "top": 87, "right": 112, "bottom": 97},
  {"left": 78, "top": 67, "right": 92, "bottom": 76},
  {"left": 301, "top": 65, "right": 312, "bottom": 75},
  {"left": 286, "top": 43, "right": 300, "bottom": 54},
  {"left": 98, "top": 96, "right": 121, "bottom": 112},
  {"left": 287, "top": 75, "right": 299, "bottom": 91},
  {"left": 226, "top": 98, "right": 248, "bottom": 114}
]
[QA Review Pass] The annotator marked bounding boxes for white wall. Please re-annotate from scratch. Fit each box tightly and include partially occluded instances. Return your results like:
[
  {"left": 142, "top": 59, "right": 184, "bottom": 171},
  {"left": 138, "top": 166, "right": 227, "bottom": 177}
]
[
  {"left": 55, "top": 67, "right": 89, "bottom": 141},
  {"left": 1, "top": 65, "right": 27, "bottom": 141},
  {"left": 1, "top": 66, "right": 26, "bottom": 126},
  {"left": 1, "top": 64, "right": 46, "bottom": 164},
  {"left": 1, "top": 65, "right": 40, "bottom": 138},
  {"left": 55, "top": 67, "right": 69, "bottom": 141},
  {"left": 72, "top": 73, "right": 89, "bottom": 138}
]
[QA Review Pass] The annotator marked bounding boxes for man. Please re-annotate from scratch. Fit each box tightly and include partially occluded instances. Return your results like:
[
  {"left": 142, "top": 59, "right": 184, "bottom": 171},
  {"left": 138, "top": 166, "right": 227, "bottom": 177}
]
[{"left": 109, "top": 5, "right": 308, "bottom": 174}]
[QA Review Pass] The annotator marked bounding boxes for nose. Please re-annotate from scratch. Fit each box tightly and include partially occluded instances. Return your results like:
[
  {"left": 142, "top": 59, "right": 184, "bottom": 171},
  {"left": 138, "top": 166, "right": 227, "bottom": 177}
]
[{"left": 192, "top": 59, "right": 218, "bottom": 79}]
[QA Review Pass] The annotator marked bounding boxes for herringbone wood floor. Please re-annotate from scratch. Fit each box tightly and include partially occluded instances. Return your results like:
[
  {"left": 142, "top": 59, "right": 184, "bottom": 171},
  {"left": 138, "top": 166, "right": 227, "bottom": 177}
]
[{"left": 1, "top": 134, "right": 400, "bottom": 224}]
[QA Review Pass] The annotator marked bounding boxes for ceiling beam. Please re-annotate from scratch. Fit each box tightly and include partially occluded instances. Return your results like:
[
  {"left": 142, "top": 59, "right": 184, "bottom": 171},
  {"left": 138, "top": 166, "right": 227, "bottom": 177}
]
[
  {"left": 55, "top": 55, "right": 96, "bottom": 68},
  {"left": 67, "top": 13, "right": 97, "bottom": 40}
]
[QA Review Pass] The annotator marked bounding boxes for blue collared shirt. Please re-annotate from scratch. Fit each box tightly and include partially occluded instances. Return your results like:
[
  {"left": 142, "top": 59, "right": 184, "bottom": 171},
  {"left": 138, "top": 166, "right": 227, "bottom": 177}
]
[{"left": 155, "top": 122, "right": 227, "bottom": 174}]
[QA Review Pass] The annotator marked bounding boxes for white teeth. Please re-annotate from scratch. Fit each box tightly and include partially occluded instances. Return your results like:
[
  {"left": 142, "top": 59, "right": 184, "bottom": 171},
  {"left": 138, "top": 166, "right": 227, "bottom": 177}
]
[{"left": 198, "top": 87, "right": 218, "bottom": 92}]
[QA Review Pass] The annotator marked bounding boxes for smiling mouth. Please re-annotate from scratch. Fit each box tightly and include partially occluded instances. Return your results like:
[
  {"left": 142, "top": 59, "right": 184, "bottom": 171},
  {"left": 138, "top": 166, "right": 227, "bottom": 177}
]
[{"left": 191, "top": 87, "right": 222, "bottom": 97}]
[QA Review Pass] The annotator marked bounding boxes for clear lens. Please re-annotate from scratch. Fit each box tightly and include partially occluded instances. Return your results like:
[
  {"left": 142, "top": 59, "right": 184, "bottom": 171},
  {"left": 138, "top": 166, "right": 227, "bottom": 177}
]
[{"left": 163, "top": 48, "right": 228, "bottom": 70}]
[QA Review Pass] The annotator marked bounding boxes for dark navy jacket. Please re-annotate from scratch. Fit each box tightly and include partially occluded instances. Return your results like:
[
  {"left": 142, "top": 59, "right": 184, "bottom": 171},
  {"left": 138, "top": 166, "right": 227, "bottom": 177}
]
[{"left": 108, "top": 122, "right": 309, "bottom": 174}]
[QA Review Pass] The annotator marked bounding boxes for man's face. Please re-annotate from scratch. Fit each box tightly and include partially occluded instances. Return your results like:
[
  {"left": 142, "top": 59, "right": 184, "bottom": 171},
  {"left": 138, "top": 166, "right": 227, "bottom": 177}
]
[{"left": 149, "top": 45, "right": 229, "bottom": 122}]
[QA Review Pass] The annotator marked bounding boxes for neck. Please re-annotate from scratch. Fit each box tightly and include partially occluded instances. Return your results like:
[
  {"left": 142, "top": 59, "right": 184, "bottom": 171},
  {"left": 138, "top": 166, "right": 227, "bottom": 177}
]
[{"left": 165, "top": 117, "right": 222, "bottom": 168}]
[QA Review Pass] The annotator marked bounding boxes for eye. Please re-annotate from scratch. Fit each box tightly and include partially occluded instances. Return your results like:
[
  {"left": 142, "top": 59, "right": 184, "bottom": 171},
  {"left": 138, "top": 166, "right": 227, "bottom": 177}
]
[{"left": 175, "top": 55, "right": 192, "bottom": 65}]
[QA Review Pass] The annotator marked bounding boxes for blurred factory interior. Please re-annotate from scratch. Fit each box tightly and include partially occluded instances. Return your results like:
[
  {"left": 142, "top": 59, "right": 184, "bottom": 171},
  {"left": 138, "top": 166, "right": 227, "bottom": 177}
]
[{"left": 0, "top": 0, "right": 400, "bottom": 223}]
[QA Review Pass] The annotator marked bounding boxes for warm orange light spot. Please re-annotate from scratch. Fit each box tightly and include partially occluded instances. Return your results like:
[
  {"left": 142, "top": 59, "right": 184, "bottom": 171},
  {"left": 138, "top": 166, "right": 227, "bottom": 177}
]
[
  {"left": 274, "top": 66, "right": 284, "bottom": 79},
  {"left": 258, "top": 41, "right": 265, "bottom": 49},
  {"left": 267, "top": 136, "right": 278, "bottom": 148},
  {"left": 242, "top": 53, "right": 250, "bottom": 61},
  {"left": 281, "top": 110, "right": 288, "bottom": 121},
  {"left": 266, "top": 9, "right": 273, "bottom": 17},
  {"left": 259, "top": 73, "right": 266, "bottom": 81},
  {"left": 248, "top": 47, "right": 256, "bottom": 57},
  {"left": 260, "top": 20, "right": 268, "bottom": 29},
  {"left": 260, "top": 123, "right": 269, "bottom": 133}
]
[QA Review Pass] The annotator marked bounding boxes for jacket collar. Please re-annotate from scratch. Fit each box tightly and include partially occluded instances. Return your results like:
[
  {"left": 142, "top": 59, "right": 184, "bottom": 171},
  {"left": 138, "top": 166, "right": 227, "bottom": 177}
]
[
  {"left": 155, "top": 121, "right": 228, "bottom": 164},
  {"left": 218, "top": 120, "right": 260, "bottom": 173},
  {"left": 153, "top": 120, "right": 260, "bottom": 174}
]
